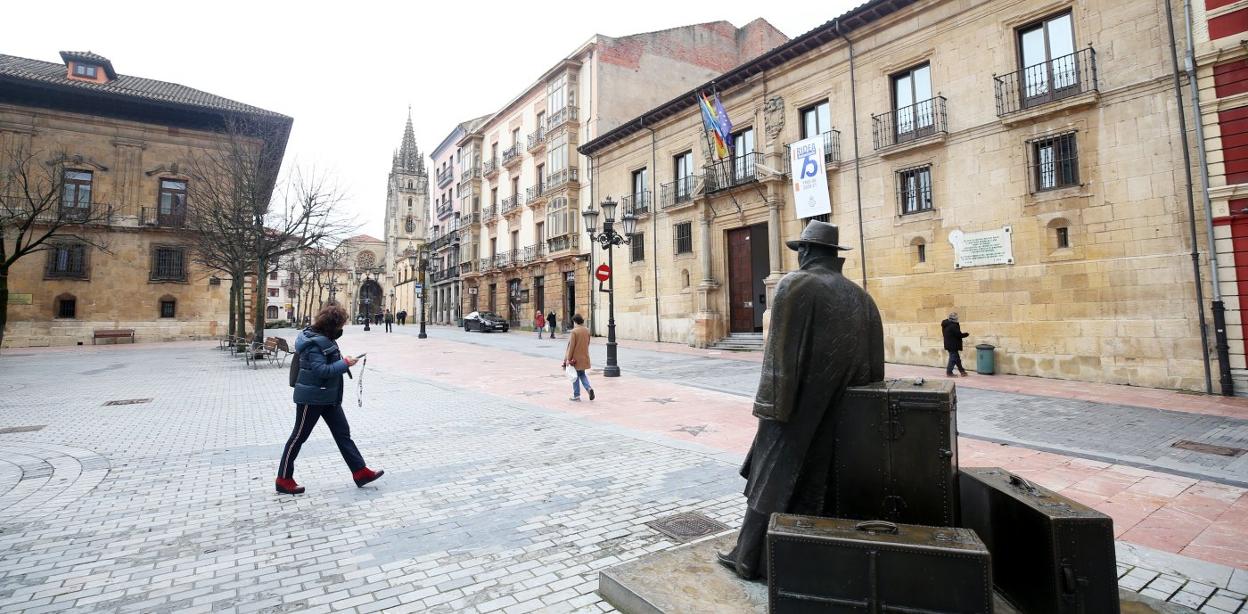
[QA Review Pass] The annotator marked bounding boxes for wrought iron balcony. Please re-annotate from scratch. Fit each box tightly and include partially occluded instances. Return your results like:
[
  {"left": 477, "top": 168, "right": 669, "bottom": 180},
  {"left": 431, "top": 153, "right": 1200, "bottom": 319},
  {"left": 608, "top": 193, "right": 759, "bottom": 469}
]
[
  {"left": 872, "top": 96, "right": 947, "bottom": 151},
  {"left": 140, "top": 206, "right": 185, "bottom": 228},
  {"left": 784, "top": 130, "right": 842, "bottom": 174},
  {"left": 436, "top": 167, "right": 454, "bottom": 188},
  {"left": 502, "top": 144, "right": 523, "bottom": 167},
  {"left": 621, "top": 191, "right": 651, "bottom": 217},
  {"left": 482, "top": 206, "right": 498, "bottom": 224},
  {"left": 660, "top": 176, "right": 698, "bottom": 208},
  {"left": 461, "top": 260, "right": 478, "bottom": 276},
  {"left": 547, "top": 232, "right": 580, "bottom": 255},
  {"left": 545, "top": 167, "right": 578, "bottom": 192},
  {"left": 518, "top": 243, "right": 547, "bottom": 264},
  {"left": 461, "top": 165, "right": 481, "bottom": 182},
  {"left": 430, "top": 229, "right": 460, "bottom": 252},
  {"left": 705, "top": 152, "right": 763, "bottom": 193},
  {"left": 483, "top": 158, "right": 499, "bottom": 178},
  {"left": 546, "top": 106, "right": 579, "bottom": 131},
  {"left": 494, "top": 249, "right": 517, "bottom": 269},
  {"left": 500, "top": 193, "right": 523, "bottom": 215},
  {"left": 436, "top": 202, "right": 454, "bottom": 218},
  {"left": 995, "top": 47, "right": 1098, "bottom": 117},
  {"left": 479, "top": 257, "right": 495, "bottom": 273},
  {"left": 526, "top": 183, "right": 545, "bottom": 203},
  {"left": 460, "top": 212, "right": 481, "bottom": 226},
  {"left": 527, "top": 127, "right": 546, "bottom": 151}
]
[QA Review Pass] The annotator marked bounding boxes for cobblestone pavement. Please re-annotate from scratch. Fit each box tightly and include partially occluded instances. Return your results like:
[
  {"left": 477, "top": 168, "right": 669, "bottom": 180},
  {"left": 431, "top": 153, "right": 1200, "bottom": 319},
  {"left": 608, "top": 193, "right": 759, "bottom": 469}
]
[
  {"left": 0, "top": 333, "right": 1244, "bottom": 614},
  {"left": 441, "top": 326, "right": 1248, "bottom": 487}
]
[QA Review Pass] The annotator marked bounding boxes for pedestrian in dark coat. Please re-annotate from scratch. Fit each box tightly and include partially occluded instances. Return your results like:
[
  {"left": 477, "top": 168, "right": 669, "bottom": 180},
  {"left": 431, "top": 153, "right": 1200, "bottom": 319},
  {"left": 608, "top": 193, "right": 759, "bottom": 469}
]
[
  {"left": 276, "top": 303, "right": 384, "bottom": 495},
  {"left": 719, "top": 221, "right": 884, "bottom": 581},
  {"left": 384, "top": 309, "right": 394, "bottom": 333},
  {"left": 546, "top": 310, "right": 558, "bottom": 338},
  {"left": 397, "top": 310, "right": 407, "bottom": 326},
  {"left": 941, "top": 311, "right": 970, "bottom": 377}
]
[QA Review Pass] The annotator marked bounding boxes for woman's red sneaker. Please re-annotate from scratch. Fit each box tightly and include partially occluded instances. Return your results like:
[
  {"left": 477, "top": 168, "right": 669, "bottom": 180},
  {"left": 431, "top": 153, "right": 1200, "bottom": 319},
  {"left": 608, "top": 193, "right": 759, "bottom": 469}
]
[
  {"left": 352, "top": 467, "right": 384, "bottom": 487},
  {"left": 275, "top": 478, "right": 305, "bottom": 495}
]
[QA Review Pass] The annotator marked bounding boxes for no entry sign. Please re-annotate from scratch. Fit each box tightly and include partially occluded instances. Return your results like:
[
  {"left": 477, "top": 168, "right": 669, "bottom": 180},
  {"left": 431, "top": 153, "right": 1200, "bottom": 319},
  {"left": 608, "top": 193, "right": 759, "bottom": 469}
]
[{"left": 595, "top": 264, "right": 611, "bottom": 282}]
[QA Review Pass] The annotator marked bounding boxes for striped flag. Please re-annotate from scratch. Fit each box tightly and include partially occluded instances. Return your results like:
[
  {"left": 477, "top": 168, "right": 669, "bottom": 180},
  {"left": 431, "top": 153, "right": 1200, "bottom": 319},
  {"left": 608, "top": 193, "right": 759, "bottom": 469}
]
[{"left": 699, "top": 93, "right": 729, "bottom": 159}]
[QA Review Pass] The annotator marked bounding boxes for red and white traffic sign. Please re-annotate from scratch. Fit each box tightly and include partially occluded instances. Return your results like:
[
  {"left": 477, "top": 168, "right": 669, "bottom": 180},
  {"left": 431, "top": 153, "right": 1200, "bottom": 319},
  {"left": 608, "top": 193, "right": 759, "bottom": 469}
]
[{"left": 595, "top": 264, "right": 611, "bottom": 282}]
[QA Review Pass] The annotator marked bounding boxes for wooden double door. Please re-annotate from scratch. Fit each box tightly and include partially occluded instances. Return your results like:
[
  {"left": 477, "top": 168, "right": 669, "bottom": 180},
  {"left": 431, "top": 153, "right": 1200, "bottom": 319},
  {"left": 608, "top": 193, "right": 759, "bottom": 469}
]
[{"left": 727, "top": 223, "right": 770, "bottom": 333}]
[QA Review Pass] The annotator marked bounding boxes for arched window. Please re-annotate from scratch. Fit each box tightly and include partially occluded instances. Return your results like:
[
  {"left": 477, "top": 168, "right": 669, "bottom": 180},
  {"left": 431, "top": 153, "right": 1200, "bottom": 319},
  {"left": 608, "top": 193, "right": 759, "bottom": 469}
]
[
  {"left": 55, "top": 293, "right": 76, "bottom": 319},
  {"left": 406, "top": 216, "right": 415, "bottom": 233},
  {"left": 634, "top": 276, "right": 643, "bottom": 294},
  {"left": 1047, "top": 218, "right": 1072, "bottom": 250},
  {"left": 681, "top": 269, "right": 690, "bottom": 289},
  {"left": 408, "top": 197, "right": 413, "bottom": 208},
  {"left": 158, "top": 295, "right": 177, "bottom": 318},
  {"left": 266, "top": 305, "right": 280, "bottom": 320},
  {"left": 910, "top": 237, "right": 927, "bottom": 265},
  {"left": 407, "top": 180, "right": 413, "bottom": 189},
  {"left": 356, "top": 251, "right": 376, "bottom": 270}
]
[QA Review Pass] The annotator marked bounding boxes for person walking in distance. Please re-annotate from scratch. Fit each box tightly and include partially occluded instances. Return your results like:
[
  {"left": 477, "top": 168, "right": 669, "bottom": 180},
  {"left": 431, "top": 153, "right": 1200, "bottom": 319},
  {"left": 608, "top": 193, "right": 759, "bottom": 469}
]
[
  {"left": 942, "top": 311, "right": 970, "bottom": 377},
  {"left": 277, "top": 303, "right": 384, "bottom": 494},
  {"left": 384, "top": 309, "right": 394, "bottom": 333},
  {"left": 535, "top": 310, "right": 546, "bottom": 339},
  {"left": 547, "top": 310, "right": 558, "bottom": 339},
  {"left": 562, "top": 314, "right": 594, "bottom": 401}
]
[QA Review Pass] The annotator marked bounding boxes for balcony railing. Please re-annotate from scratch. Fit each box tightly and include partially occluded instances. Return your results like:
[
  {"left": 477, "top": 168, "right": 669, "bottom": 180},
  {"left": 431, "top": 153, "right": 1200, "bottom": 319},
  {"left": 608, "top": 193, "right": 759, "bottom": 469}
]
[
  {"left": 527, "top": 127, "right": 547, "bottom": 151},
  {"left": 494, "top": 250, "right": 517, "bottom": 269},
  {"left": 660, "top": 176, "right": 698, "bottom": 208},
  {"left": 436, "top": 167, "right": 454, "bottom": 188},
  {"left": 545, "top": 167, "right": 579, "bottom": 191},
  {"left": 527, "top": 183, "right": 545, "bottom": 203},
  {"left": 482, "top": 206, "right": 498, "bottom": 224},
  {"left": 479, "top": 257, "right": 495, "bottom": 273},
  {"left": 621, "top": 191, "right": 651, "bottom": 217},
  {"left": 784, "top": 130, "right": 842, "bottom": 175},
  {"left": 518, "top": 243, "right": 547, "bottom": 264},
  {"left": 436, "top": 202, "right": 454, "bottom": 218},
  {"left": 501, "top": 194, "right": 523, "bottom": 215},
  {"left": 547, "top": 232, "right": 579, "bottom": 255},
  {"left": 461, "top": 260, "right": 478, "bottom": 275},
  {"left": 140, "top": 207, "right": 185, "bottom": 228},
  {"left": 430, "top": 229, "right": 460, "bottom": 252},
  {"left": 546, "top": 106, "right": 579, "bottom": 131},
  {"left": 502, "top": 144, "right": 523, "bottom": 166},
  {"left": 995, "top": 47, "right": 1098, "bottom": 117},
  {"left": 461, "top": 165, "right": 481, "bottom": 182},
  {"left": 483, "top": 158, "right": 499, "bottom": 177},
  {"left": 872, "top": 96, "right": 947, "bottom": 150},
  {"left": 705, "top": 152, "right": 762, "bottom": 193}
]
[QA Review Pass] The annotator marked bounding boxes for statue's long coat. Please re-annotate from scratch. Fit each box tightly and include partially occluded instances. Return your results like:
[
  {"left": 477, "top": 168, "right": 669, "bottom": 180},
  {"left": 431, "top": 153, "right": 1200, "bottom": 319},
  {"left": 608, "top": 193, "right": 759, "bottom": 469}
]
[{"left": 741, "top": 256, "right": 884, "bottom": 515}]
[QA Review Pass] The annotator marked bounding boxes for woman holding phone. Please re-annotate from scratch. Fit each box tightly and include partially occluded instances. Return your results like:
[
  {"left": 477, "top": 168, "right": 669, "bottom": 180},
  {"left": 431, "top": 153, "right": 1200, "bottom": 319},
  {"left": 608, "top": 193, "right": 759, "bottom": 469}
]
[{"left": 276, "top": 303, "right": 384, "bottom": 494}]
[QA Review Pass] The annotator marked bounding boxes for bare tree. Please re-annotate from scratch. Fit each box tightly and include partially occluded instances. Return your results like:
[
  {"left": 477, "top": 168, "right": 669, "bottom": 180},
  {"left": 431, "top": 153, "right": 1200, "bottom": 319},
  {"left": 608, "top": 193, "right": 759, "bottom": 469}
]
[{"left": 0, "top": 143, "right": 113, "bottom": 349}]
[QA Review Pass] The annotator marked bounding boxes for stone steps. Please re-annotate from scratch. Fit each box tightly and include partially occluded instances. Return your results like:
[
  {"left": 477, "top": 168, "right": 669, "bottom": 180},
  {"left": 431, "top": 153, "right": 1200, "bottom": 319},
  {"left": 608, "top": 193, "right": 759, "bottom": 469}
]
[{"left": 710, "top": 333, "right": 764, "bottom": 352}]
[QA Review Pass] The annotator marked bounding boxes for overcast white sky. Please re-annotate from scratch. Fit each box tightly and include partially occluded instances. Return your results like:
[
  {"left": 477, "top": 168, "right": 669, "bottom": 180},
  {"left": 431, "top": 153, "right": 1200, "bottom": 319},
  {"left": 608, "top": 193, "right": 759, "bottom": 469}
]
[{"left": 5, "top": 1, "right": 857, "bottom": 237}]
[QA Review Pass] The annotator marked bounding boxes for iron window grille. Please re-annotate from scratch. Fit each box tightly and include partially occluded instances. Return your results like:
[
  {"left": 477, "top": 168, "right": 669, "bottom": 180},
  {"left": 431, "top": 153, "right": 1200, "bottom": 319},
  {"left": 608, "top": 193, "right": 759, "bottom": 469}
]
[
  {"left": 1056, "top": 227, "right": 1070, "bottom": 249},
  {"left": 897, "top": 165, "right": 933, "bottom": 215},
  {"left": 1028, "top": 132, "right": 1079, "bottom": 192},
  {"left": 151, "top": 246, "right": 187, "bottom": 282},
  {"left": 917, "top": 243, "right": 927, "bottom": 263},
  {"left": 674, "top": 222, "right": 693, "bottom": 254},
  {"left": 57, "top": 297, "right": 77, "bottom": 319},
  {"left": 46, "top": 243, "right": 88, "bottom": 279},
  {"left": 630, "top": 233, "right": 645, "bottom": 262},
  {"left": 160, "top": 299, "right": 176, "bottom": 318}
]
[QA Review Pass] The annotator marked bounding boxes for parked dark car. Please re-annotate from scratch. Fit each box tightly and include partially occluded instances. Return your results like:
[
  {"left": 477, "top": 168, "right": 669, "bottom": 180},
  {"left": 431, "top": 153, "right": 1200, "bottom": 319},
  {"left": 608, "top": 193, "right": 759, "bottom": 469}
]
[{"left": 464, "top": 311, "right": 509, "bottom": 333}]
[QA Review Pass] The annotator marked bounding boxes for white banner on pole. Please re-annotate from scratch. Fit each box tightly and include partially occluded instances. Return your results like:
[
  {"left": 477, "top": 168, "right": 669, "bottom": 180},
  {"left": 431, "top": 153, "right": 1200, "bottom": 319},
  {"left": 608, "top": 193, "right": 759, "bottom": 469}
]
[{"left": 789, "top": 136, "right": 832, "bottom": 219}]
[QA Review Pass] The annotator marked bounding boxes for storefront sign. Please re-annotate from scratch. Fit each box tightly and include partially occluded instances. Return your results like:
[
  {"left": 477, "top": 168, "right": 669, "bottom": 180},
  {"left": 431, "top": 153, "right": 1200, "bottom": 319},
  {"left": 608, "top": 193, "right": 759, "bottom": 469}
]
[
  {"left": 950, "top": 226, "right": 1014, "bottom": 269},
  {"left": 6, "top": 293, "right": 32, "bottom": 305},
  {"left": 789, "top": 135, "right": 832, "bottom": 219}
]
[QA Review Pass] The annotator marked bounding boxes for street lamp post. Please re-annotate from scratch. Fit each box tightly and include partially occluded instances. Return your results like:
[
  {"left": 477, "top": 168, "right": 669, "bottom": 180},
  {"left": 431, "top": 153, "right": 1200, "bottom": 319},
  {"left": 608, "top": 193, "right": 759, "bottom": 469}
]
[
  {"left": 583, "top": 196, "right": 637, "bottom": 378},
  {"left": 408, "top": 248, "right": 430, "bottom": 339}
]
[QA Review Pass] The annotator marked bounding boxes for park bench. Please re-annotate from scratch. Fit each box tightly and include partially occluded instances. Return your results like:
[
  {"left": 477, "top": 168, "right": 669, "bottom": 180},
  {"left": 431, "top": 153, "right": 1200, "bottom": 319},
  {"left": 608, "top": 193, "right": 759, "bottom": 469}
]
[
  {"left": 228, "top": 334, "right": 254, "bottom": 357},
  {"left": 92, "top": 329, "right": 135, "bottom": 345}
]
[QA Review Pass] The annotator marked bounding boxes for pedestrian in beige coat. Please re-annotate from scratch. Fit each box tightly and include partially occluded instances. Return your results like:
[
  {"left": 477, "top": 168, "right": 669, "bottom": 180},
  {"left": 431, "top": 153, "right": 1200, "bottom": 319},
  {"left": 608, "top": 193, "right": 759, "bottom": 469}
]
[{"left": 562, "top": 314, "right": 594, "bottom": 401}]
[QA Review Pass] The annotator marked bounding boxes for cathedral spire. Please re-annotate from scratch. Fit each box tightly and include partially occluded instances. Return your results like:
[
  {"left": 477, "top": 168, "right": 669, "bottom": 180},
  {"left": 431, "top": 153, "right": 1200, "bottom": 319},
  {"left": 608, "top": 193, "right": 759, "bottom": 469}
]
[{"left": 396, "top": 108, "right": 422, "bottom": 173}]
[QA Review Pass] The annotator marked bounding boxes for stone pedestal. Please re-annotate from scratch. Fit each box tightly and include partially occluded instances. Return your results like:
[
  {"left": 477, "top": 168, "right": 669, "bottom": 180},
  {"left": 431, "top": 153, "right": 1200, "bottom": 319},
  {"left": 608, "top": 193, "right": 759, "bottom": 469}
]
[{"left": 598, "top": 532, "right": 1195, "bottom": 614}]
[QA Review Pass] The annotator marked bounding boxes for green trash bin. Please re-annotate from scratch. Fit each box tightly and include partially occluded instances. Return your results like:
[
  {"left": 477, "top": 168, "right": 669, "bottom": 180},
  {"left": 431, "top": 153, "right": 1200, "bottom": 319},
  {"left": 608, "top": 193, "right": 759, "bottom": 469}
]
[{"left": 975, "top": 343, "right": 995, "bottom": 375}]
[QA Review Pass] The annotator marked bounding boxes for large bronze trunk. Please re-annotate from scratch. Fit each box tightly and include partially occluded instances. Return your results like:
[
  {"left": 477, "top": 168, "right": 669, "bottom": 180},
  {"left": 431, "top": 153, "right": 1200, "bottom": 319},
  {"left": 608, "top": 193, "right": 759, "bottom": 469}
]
[
  {"left": 833, "top": 378, "right": 959, "bottom": 526},
  {"left": 767, "top": 514, "right": 993, "bottom": 613},
  {"left": 959, "top": 467, "right": 1119, "bottom": 614}
]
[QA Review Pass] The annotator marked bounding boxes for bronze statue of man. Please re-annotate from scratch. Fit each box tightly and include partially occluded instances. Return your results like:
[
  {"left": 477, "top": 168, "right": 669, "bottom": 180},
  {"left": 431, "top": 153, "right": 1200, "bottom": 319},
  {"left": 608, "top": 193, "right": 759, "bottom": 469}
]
[{"left": 718, "top": 220, "right": 884, "bottom": 580}]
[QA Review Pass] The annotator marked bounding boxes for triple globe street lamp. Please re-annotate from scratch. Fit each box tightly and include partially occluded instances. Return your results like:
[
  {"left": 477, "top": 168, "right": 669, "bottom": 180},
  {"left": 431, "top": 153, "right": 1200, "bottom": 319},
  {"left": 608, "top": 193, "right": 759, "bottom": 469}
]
[
  {"left": 407, "top": 246, "right": 430, "bottom": 339},
  {"left": 582, "top": 197, "right": 637, "bottom": 378}
]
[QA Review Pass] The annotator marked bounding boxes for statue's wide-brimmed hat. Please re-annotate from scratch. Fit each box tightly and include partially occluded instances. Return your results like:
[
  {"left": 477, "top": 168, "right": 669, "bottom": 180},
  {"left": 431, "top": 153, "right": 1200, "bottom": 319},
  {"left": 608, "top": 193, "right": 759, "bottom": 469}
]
[{"left": 785, "top": 220, "right": 853, "bottom": 251}]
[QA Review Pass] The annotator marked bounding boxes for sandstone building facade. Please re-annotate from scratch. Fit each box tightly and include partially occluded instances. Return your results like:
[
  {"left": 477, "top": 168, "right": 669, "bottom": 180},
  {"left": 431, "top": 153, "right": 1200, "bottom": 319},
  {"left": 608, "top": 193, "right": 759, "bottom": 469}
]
[
  {"left": 429, "top": 21, "right": 789, "bottom": 331},
  {"left": 0, "top": 50, "right": 291, "bottom": 348},
  {"left": 582, "top": 0, "right": 1219, "bottom": 391}
]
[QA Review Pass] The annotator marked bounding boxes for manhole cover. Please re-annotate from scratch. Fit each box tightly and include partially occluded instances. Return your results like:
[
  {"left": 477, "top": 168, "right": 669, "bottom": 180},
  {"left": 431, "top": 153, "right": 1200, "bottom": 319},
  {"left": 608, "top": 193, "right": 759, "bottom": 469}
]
[
  {"left": 646, "top": 512, "right": 729, "bottom": 542},
  {"left": 1171, "top": 440, "right": 1245, "bottom": 457},
  {"left": 0, "top": 425, "right": 45, "bottom": 434},
  {"left": 103, "top": 398, "right": 153, "bottom": 406}
]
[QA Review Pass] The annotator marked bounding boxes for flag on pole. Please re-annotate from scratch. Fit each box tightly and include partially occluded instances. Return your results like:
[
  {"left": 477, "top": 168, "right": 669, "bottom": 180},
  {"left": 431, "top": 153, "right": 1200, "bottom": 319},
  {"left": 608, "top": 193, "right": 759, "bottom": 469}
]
[
  {"left": 699, "top": 92, "right": 729, "bottom": 159},
  {"left": 712, "top": 93, "right": 733, "bottom": 150}
]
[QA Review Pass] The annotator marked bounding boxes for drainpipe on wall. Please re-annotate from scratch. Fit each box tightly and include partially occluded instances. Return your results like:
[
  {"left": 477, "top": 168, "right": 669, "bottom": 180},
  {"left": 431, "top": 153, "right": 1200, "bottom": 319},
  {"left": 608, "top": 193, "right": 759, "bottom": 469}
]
[
  {"left": 836, "top": 19, "right": 869, "bottom": 289},
  {"left": 588, "top": 153, "right": 597, "bottom": 338},
  {"left": 646, "top": 121, "right": 662, "bottom": 343}
]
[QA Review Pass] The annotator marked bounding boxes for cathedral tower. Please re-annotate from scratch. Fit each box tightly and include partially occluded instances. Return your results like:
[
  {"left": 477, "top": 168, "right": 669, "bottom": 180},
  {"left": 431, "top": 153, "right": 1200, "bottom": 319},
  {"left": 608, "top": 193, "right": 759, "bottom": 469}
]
[{"left": 384, "top": 109, "right": 429, "bottom": 276}]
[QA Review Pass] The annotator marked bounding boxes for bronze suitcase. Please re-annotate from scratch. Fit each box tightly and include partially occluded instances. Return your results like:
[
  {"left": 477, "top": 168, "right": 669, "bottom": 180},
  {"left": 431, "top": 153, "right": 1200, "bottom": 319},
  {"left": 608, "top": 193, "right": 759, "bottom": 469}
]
[
  {"left": 767, "top": 514, "right": 993, "bottom": 613},
  {"left": 833, "top": 378, "right": 959, "bottom": 526},
  {"left": 959, "top": 467, "right": 1118, "bottom": 614}
]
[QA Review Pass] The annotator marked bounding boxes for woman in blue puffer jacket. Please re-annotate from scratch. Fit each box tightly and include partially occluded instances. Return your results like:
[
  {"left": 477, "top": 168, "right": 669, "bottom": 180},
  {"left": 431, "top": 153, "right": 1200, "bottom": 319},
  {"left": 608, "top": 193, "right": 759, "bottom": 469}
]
[{"left": 276, "top": 303, "right": 383, "bottom": 494}]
